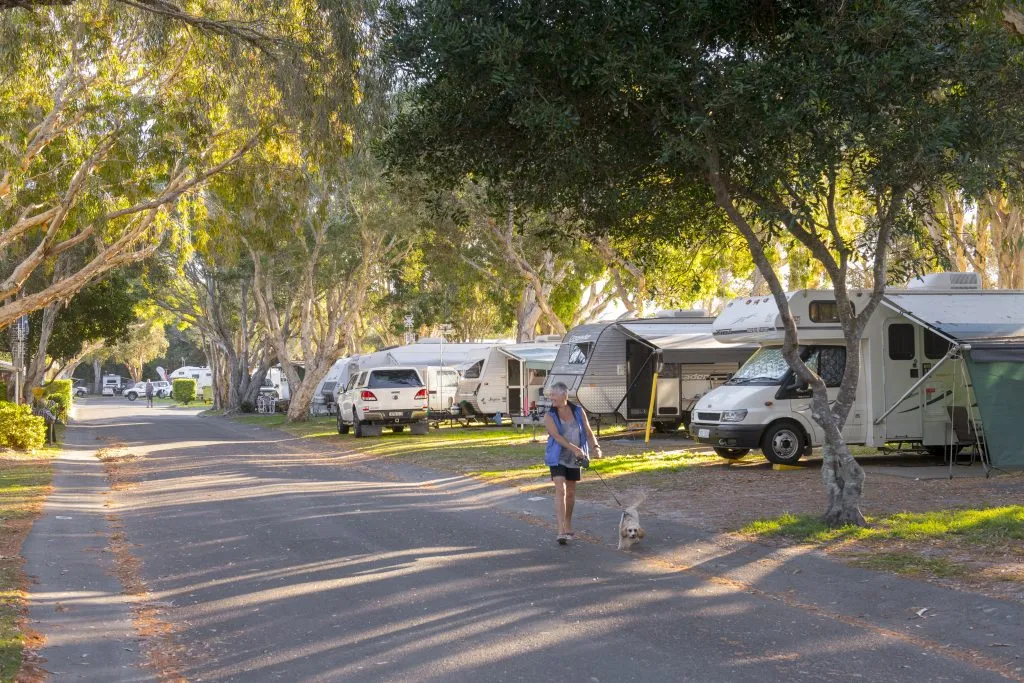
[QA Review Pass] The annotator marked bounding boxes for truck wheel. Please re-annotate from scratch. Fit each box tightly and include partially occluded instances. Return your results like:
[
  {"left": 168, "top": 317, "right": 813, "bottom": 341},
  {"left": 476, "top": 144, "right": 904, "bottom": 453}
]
[
  {"left": 337, "top": 415, "right": 350, "bottom": 435},
  {"left": 714, "top": 447, "right": 749, "bottom": 459},
  {"left": 410, "top": 421, "right": 429, "bottom": 436},
  {"left": 389, "top": 425, "right": 405, "bottom": 433},
  {"left": 761, "top": 421, "right": 806, "bottom": 465}
]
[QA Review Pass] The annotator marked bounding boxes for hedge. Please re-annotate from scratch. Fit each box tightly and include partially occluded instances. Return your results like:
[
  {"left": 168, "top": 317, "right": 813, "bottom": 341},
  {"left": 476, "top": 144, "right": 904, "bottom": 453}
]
[
  {"left": 43, "top": 379, "right": 73, "bottom": 423},
  {"left": 172, "top": 378, "right": 197, "bottom": 404},
  {"left": 0, "top": 402, "right": 46, "bottom": 451}
]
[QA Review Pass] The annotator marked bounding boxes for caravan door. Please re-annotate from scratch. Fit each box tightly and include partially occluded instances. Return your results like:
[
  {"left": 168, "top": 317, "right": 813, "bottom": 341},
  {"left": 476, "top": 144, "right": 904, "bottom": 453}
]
[
  {"left": 506, "top": 357, "right": 523, "bottom": 415},
  {"left": 625, "top": 340, "right": 655, "bottom": 420},
  {"left": 882, "top": 320, "right": 924, "bottom": 440}
]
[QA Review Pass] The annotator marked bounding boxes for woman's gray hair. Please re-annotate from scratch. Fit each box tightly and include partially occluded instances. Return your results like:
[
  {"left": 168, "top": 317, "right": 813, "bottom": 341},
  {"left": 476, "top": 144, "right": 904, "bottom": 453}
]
[{"left": 548, "top": 382, "right": 570, "bottom": 397}]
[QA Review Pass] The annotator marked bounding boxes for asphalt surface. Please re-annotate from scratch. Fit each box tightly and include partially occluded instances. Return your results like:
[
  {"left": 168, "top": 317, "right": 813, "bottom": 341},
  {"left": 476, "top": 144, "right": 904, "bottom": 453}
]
[{"left": 25, "top": 401, "right": 1024, "bottom": 682}]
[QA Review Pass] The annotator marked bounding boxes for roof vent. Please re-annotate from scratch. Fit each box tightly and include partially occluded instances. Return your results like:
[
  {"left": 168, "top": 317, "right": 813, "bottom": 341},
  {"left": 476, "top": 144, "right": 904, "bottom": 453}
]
[
  {"left": 654, "top": 309, "right": 707, "bottom": 318},
  {"left": 907, "top": 272, "right": 982, "bottom": 291}
]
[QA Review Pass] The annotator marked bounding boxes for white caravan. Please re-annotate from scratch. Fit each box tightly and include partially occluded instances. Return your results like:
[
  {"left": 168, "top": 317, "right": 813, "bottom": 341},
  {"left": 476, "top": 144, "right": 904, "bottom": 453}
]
[
  {"left": 544, "top": 312, "right": 757, "bottom": 431},
  {"left": 310, "top": 358, "right": 354, "bottom": 415},
  {"left": 456, "top": 341, "right": 560, "bottom": 417},
  {"left": 169, "top": 366, "right": 213, "bottom": 391},
  {"left": 259, "top": 366, "right": 291, "bottom": 400},
  {"left": 345, "top": 340, "right": 495, "bottom": 413},
  {"left": 689, "top": 272, "right": 1024, "bottom": 464}
]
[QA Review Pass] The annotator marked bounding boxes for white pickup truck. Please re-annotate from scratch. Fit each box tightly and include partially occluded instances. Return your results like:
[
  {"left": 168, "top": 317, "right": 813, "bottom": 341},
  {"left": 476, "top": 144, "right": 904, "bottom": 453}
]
[{"left": 336, "top": 367, "right": 430, "bottom": 437}]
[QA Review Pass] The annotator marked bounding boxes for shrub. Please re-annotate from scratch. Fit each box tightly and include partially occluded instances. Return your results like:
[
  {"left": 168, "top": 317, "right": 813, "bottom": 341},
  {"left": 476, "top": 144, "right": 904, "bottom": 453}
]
[
  {"left": 0, "top": 402, "right": 46, "bottom": 451},
  {"left": 172, "top": 378, "right": 197, "bottom": 404},
  {"left": 44, "top": 379, "right": 73, "bottom": 423}
]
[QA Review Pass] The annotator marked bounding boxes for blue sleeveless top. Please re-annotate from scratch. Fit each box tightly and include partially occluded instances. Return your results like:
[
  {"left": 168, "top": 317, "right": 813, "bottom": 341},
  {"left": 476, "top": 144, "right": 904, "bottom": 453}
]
[{"left": 545, "top": 404, "right": 589, "bottom": 467}]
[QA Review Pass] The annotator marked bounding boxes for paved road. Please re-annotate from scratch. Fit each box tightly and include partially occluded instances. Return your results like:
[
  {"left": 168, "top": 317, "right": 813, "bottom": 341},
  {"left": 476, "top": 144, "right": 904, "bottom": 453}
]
[{"left": 27, "top": 401, "right": 1024, "bottom": 682}]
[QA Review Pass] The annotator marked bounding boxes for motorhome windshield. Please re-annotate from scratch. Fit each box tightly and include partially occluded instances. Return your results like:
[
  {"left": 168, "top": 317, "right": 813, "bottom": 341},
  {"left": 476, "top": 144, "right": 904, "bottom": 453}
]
[{"left": 727, "top": 347, "right": 797, "bottom": 385}]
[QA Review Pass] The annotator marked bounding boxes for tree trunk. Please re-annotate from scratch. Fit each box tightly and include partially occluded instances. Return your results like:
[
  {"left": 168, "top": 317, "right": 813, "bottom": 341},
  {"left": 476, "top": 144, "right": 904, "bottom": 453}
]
[
  {"left": 23, "top": 300, "right": 59, "bottom": 401},
  {"left": 92, "top": 357, "right": 102, "bottom": 394},
  {"left": 516, "top": 289, "right": 542, "bottom": 341},
  {"left": 285, "top": 372, "right": 321, "bottom": 421}
]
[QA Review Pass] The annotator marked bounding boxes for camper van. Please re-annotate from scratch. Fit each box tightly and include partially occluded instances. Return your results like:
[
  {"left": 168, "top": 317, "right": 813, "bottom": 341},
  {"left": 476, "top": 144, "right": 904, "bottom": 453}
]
[
  {"left": 456, "top": 341, "right": 560, "bottom": 418},
  {"left": 169, "top": 366, "right": 214, "bottom": 391},
  {"left": 101, "top": 374, "right": 125, "bottom": 396},
  {"left": 544, "top": 313, "right": 757, "bottom": 431},
  {"left": 689, "top": 273, "right": 1024, "bottom": 465},
  {"left": 346, "top": 340, "right": 495, "bottom": 414}
]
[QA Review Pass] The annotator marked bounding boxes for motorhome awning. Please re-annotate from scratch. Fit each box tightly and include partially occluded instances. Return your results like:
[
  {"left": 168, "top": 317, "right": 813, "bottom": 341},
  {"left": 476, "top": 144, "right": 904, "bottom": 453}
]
[
  {"left": 499, "top": 345, "right": 559, "bottom": 371},
  {"left": 618, "top": 322, "right": 756, "bottom": 364},
  {"left": 881, "top": 293, "right": 1024, "bottom": 344}
]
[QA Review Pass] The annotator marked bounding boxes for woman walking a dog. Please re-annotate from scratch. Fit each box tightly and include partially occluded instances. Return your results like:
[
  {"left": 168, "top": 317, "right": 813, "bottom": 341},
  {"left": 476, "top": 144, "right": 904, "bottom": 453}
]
[{"left": 544, "top": 382, "right": 601, "bottom": 545}]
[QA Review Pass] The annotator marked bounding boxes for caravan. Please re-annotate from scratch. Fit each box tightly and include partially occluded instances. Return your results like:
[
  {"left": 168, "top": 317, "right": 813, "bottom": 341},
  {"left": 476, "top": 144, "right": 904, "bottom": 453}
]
[
  {"left": 169, "top": 366, "right": 213, "bottom": 392},
  {"left": 689, "top": 273, "right": 1024, "bottom": 466},
  {"left": 544, "top": 313, "right": 757, "bottom": 431},
  {"left": 456, "top": 340, "right": 560, "bottom": 418}
]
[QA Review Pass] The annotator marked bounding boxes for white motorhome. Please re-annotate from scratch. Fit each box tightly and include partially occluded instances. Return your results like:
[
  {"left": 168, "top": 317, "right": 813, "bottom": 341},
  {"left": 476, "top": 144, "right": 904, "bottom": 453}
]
[
  {"left": 169, "top": 366, "right": 213, "bottom": 391},
  {"left": 456, "top": 340, "right": 560, "bottom": 417},
  {"left": 689, "top": 272, "right": 1024, "bottom": 464},
  {"left": 346, "top": 340, "right": 496, "bottom": 413},
  {"left": 544, "top": 312, "right": 757, "bottom": 431}
]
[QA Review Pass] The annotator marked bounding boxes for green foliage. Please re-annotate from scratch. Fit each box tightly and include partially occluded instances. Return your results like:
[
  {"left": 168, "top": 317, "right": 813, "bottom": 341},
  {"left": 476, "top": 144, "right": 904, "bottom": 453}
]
[
  {"left": 0, "top": 382, "right": 6, "bottom": 402},
  {"left": 43, "top": 380, "right": 72, "bottom": 423},
  {"left": 172, "top": 379, "right": 197, "bottom": 405},
  {"left": 0, "top": 403, "right": 46, "bottom": 451}
]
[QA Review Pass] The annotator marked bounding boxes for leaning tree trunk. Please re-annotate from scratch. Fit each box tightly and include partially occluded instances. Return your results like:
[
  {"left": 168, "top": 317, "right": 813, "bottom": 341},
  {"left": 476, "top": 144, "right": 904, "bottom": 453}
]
[
  {"left": 285, "top": 375, "right": 321, "bottom": 422},
  {"left": 23, "top": 301, "right": 59, "bottom": 402}
]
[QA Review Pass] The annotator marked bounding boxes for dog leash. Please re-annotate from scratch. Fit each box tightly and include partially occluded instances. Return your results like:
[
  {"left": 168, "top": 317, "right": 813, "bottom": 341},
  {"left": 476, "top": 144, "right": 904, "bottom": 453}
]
[{"left": 588, "top": 464, "right": 626, "bottom": 509}]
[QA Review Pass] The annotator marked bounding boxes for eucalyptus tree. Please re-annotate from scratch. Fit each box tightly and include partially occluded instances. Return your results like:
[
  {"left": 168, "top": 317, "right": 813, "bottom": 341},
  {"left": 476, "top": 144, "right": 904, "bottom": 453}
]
[
  {"left": 385, "top": 0, "right": 1024, "bottom": 526},
  {"left": 0, "top": 0, "right": 361, "bottom": 328}
]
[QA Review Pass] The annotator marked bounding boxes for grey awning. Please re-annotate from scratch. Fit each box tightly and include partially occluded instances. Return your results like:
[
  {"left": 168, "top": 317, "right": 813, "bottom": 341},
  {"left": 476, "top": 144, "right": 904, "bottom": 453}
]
[
  {"left": 618, "top": 322, "right": 757, "bottom": 364},
  {"left": 882, "top": 293, "right": 1024, "bottom": 343}
]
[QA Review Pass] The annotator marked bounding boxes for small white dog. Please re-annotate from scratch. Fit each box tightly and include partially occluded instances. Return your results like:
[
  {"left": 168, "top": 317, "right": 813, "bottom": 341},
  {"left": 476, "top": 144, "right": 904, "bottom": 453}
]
[{"left": 617, "top": 495, "right": 646, "bottom": 551}]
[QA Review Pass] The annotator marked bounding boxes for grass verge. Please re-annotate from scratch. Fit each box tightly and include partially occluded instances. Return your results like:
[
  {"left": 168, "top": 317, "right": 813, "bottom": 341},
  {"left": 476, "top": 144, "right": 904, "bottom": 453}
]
[{"left": 0, "top": 453, "right": 54, "bottom": 681}]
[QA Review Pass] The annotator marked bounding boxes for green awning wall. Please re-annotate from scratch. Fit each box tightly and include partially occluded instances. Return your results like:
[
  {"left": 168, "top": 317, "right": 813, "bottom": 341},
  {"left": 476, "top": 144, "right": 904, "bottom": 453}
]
[{"left": 965, "top": 352, "right": 1024, "bottom": 470}]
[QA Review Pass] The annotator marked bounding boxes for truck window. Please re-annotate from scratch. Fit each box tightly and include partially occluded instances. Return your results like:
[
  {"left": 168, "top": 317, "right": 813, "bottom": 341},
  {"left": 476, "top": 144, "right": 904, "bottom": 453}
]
[
  {"left": 368, "top": 369, "right": 423, "bottom": 388},
  {"left": 814, "top": 347, "right": 846, "bottom": 387}
]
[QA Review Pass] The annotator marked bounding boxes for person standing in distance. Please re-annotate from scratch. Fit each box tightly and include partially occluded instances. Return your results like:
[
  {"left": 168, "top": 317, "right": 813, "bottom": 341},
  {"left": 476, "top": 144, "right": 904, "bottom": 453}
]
[
  {"left": 145, "top": 379, "right": 154, "bottom": 408},
  {"left": 544, "top": 382, "right": 601, "bottom": 544}
]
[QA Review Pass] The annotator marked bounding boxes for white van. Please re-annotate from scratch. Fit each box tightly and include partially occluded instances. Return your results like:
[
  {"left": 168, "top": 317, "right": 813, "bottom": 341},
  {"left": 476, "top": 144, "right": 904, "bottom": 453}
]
[{"left": 689, "top": 273, "right": 1024, "bottom": 464}]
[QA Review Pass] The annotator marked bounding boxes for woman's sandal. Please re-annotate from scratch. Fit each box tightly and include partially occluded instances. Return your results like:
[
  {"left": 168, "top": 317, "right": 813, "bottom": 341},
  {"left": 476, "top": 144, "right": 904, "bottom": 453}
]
[{"left": 556, "top": 534, "right": 569, "bottom": 545}]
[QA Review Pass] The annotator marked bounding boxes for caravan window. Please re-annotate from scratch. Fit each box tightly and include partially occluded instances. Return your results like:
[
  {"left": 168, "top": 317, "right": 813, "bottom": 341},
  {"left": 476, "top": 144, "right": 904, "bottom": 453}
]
[
  {"left": 567, "top": 342, "right": 593, "bottom": 365},
  {"left": 463, "top": 360, "right": 484, "bottom": 379},
  {"left": 809, "top": 300, "right": 853, "bottom": 323},
  {"left": 924, "top": 329, "right": 953, "bottom": 359},
  {"left": 888, "top": 324, "right": 915, "bottom": 360}
]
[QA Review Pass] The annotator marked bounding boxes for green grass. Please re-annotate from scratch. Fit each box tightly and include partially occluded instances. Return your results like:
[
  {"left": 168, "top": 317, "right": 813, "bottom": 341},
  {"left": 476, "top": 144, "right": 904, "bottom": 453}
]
[
  {"left": 852, "top": 552, "right": 968, "bottom": 578},
  {"left": 229, "top": 414, "right": 715, "bottom": 480},
  {"left": 741, "top": 506, "right": 1024, "bottom": 546},
  {"left": 0, "top": 454, "right": 53, "bottom": 680}
]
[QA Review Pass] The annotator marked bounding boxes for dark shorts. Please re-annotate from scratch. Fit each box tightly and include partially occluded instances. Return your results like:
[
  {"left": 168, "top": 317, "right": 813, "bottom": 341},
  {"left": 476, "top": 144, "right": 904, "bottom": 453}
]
[{"left": 550, "top": 465, "right": 581, "bottom": 481}]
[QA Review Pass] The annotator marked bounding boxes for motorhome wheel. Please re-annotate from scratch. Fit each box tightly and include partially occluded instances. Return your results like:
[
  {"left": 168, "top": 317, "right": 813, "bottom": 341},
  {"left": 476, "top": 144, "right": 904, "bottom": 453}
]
[
  {"left": 761, "top": 422, "right": 806, "bottom": 465},
  {"left": 714, "top": 447, "right": 749, "bottom": 459}
]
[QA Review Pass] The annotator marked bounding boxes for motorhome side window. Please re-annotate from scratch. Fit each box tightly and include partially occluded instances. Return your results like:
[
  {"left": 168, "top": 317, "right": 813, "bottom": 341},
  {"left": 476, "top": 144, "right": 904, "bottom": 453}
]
[
  {"left": 463, "top": 360, "right": 484, "bottom": 379},
  {"left": 923, "top": 329, "right": 952, "bottom": 359},
  {"left": 808, "top": 300, "right": 852, "bottom": 323},
  {"left": 567, "top": 342, "right": 593, "bottom": 365},
  {"left": 888, "top": 324, "right": 915, "bottom": 360},
  {"left": 809, "top": 347, "right": 846, "bottom": 387}
]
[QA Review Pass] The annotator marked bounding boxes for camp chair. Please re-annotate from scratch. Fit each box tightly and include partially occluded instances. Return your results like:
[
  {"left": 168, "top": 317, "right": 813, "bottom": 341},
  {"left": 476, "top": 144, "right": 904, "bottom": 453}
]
[{"left": 947, "top": 406, "right": 986, "bottom": 466}]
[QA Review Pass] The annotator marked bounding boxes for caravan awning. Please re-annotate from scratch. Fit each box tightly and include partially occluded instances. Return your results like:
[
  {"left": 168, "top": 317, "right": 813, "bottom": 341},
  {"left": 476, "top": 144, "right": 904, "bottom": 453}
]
[
  {"left": 882, "top": 293, "right": 1024, "bottom": 344},
  {"left": 498, "top": 344, "right": 559, "bottom": 371},
  {"left": 618, "top": 322, "right": 756, "bottom": 364}
]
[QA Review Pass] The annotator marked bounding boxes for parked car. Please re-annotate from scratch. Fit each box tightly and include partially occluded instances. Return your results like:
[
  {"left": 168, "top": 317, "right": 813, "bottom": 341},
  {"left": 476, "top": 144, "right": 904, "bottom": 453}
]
[
  {"left": 124, "top": 380, "right": 172, "bottom": 401},
  {"left": 337, "top": 367, "right": 430, "bottom": 437},
  {"left": 72, "top": 379, "right": 88, "bottom": 397}
]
